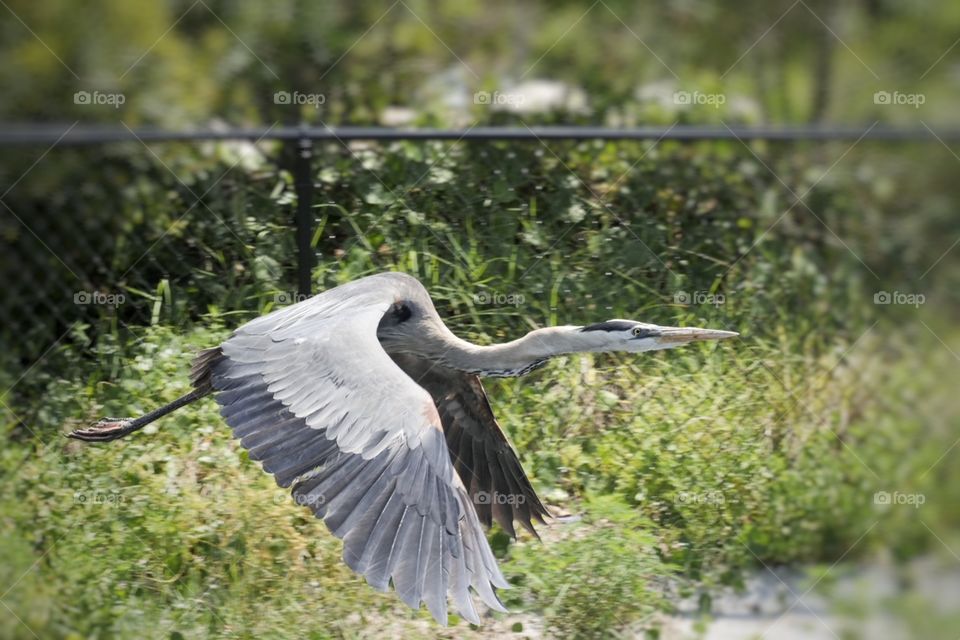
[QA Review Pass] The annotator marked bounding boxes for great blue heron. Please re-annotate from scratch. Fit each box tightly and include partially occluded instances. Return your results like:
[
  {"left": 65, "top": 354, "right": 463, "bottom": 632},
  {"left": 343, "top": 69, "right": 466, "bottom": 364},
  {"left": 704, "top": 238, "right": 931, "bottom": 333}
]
[{"left": 69, "top": 271, "right": 737, "bottom": 624}]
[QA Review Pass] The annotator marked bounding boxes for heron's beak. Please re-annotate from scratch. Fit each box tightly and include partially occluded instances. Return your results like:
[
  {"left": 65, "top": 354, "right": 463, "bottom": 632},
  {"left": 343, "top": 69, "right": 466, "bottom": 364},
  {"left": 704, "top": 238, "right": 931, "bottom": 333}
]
[{"left": 648, "top": 326, "right": 739, "bottom": 346}]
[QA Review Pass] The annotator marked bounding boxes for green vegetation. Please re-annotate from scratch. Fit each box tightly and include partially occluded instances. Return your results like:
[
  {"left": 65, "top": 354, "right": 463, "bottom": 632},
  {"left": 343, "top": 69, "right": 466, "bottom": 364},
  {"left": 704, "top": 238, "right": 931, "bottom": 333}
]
[
  {"left": 3, "top": 138, "right": 959, "bottom": 638},
  {"left": 2, "top": 1, "right": 959, "bottom": 638}
]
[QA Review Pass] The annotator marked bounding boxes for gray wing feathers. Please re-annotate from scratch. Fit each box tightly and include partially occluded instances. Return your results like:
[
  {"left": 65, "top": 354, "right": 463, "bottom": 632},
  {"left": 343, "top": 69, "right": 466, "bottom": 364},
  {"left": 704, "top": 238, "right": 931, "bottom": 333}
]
[
  {"left": 390, "top": 355, "right": 550, "bottom": 538},
  {"left": 206, "top": 274, "right": 507, "bottom": 625}
]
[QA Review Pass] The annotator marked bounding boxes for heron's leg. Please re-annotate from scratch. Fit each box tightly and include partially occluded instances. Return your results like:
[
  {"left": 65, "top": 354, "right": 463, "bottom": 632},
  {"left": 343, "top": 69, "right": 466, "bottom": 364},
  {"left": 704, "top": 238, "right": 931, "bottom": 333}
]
[
  {"left": 67, "top": 417, "right": 139, "bottom": 442},
  {"left": 68, "top": 388, "right": 209, "bottom": 442}
]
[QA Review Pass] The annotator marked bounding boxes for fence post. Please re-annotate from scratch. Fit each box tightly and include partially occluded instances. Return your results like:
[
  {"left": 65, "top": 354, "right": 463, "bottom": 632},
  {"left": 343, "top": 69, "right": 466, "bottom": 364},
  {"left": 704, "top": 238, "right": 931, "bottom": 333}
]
[{"left": 293, "top": 137, "right": 315, "bottom": 299}]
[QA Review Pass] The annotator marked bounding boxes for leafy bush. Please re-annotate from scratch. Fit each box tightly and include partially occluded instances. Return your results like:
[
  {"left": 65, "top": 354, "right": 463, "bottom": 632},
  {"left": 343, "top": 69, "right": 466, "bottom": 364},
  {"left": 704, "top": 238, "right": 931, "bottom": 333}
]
[{"left": 2, "top": 117, "right": 957, "bottom": 640}]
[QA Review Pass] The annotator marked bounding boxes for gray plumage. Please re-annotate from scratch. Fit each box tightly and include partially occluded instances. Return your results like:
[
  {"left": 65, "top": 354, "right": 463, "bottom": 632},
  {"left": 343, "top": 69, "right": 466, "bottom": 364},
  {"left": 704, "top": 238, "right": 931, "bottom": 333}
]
[{"left": 70, "top": 271, "right": 738, "bottom": 625}]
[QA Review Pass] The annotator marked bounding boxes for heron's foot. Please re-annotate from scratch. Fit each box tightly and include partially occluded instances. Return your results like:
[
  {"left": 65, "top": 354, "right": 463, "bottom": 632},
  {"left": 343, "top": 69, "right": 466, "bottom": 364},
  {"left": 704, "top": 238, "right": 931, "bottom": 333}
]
[{"left": 67, "top": 417, "right": 137, "bottom": 442}]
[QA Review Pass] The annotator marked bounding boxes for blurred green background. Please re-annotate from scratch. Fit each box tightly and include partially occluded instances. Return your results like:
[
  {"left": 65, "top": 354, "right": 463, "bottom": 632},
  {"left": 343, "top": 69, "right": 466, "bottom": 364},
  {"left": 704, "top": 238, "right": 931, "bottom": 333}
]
[{"left": 1, "top": 1, "right": 959, "bottom": 638}]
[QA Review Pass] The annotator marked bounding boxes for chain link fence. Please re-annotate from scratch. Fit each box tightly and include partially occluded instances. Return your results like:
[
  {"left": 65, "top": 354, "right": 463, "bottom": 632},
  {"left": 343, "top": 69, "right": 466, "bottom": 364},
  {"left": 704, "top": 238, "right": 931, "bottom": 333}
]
[{"left": 1, "top": 123, "right": 946, "bottom": 383}]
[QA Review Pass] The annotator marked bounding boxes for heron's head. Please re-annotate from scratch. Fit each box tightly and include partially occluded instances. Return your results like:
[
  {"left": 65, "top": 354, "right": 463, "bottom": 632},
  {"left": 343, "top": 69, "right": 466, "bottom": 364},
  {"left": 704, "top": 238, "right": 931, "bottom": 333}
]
[{"left": 578, "top": 319, "right": 738, "bottom": 353}]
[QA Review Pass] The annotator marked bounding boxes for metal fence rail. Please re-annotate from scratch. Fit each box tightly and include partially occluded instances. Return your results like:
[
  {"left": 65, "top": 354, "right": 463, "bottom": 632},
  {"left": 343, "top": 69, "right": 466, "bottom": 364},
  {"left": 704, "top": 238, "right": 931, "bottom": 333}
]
[{"left": 1, "top": 124, "right": 959, "bottom": 146}]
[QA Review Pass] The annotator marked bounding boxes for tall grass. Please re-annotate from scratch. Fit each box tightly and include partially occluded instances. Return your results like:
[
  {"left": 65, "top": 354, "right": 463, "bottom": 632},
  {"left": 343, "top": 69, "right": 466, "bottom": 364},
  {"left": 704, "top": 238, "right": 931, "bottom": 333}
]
[{"left": 1, "top": 140, "right": 957, "bottom": 638}]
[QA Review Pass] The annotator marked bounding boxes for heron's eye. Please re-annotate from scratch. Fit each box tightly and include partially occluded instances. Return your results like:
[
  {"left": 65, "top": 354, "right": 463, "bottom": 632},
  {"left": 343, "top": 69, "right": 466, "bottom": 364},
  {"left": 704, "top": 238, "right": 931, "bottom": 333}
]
[
  {"left": 631, "top": 326, "right": 644, "bottom": 337},
  {"left": 392, "top": 302, "right": 412, "bottom": 323}
]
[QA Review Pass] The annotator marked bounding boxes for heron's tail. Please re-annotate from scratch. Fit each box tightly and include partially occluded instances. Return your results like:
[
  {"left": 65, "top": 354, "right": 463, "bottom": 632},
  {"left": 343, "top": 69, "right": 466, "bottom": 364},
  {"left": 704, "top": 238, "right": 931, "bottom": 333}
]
[
  {"left": 188, "top": 346, "right": 224, "bottom": 394},
  {"left": 68, "top": 346, "right": 223, "bottom": 442}
]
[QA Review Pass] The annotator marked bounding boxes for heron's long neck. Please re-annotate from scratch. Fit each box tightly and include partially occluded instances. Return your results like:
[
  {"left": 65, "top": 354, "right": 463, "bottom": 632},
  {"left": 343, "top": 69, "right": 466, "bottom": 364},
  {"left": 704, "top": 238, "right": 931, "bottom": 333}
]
[{"left": 429, "top": 325, "right": 592, "bottom": 377}]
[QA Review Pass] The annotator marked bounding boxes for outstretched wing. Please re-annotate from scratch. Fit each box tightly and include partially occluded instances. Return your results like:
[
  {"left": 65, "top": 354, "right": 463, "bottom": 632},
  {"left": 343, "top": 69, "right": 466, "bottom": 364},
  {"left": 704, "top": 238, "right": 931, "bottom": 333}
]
[
  {"left": 390, "top": 355, "right": 550, "bottom": 539},
  {"left": 205, "top": 274, "right": 507, "bottom": 625}
]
